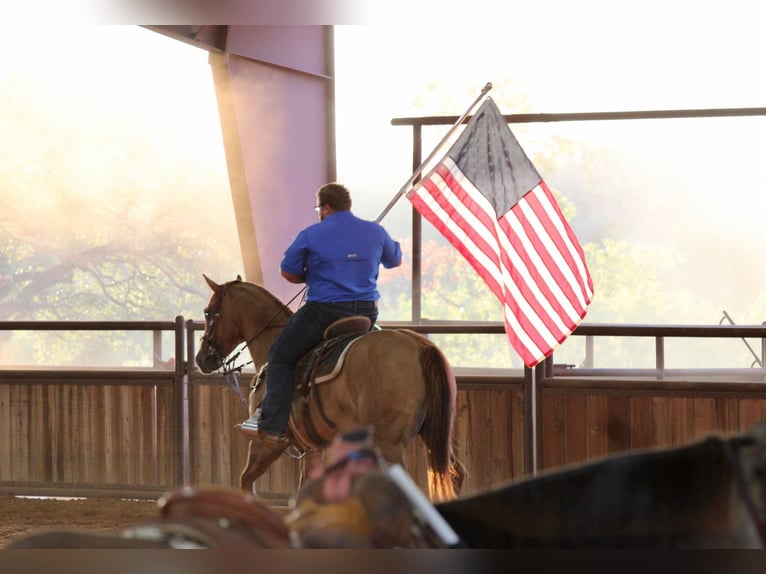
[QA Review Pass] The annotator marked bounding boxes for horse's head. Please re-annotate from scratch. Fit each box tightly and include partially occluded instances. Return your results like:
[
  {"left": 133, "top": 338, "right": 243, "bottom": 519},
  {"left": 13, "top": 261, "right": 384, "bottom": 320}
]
[{"left": 195, "top": 274, "right": 244, "bottom": 374}]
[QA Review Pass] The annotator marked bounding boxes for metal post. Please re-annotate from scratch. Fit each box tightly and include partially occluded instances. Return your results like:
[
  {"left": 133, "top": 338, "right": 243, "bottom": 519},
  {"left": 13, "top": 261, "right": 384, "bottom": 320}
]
[
  {"left": 185, "top": 318, "right": 198, "bottom": 484},
  {"left": 173, "top": 315, "right": 189, "bottom": 487},
  {"left": 585, "top": 335, "right": 594, "bottom": 368},
  {"left": 412, "top": 124, "right": 422, "bottom": 323}
]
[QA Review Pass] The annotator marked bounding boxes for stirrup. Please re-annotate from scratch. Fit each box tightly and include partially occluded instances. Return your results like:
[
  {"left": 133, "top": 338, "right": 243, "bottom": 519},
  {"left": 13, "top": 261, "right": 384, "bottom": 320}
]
[{"left": 236, "top": 409, "right": 262, "bottom": 438}]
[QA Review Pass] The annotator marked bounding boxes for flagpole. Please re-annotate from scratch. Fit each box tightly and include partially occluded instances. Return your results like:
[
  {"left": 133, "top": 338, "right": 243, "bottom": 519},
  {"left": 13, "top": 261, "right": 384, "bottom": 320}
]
[{"left": 374, "top": 82, "right": 493, "bottom": 223}]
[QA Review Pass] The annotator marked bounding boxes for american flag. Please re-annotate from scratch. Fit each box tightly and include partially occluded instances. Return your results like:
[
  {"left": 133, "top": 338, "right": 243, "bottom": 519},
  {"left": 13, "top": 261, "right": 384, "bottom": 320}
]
[{"left": 407, "top": 97, "right": 593, "bottom": 367}]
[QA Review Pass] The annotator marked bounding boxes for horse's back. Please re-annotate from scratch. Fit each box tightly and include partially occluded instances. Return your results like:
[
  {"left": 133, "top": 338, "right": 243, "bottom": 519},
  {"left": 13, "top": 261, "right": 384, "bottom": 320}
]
[
  {"left": 309, "top": 329, "right": 436, "bottom": 448},
  {"left": 340, "top": 328, "right": 435, "bottom": 396},
  {"left": 437, "top": 436, "right": 762, "bottom": 548}
]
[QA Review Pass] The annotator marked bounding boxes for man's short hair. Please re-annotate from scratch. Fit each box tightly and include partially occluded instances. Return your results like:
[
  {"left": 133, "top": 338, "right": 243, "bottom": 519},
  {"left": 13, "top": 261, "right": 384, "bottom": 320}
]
[{"left": 317, "top": 182, "right": 352, "bottom": 211}]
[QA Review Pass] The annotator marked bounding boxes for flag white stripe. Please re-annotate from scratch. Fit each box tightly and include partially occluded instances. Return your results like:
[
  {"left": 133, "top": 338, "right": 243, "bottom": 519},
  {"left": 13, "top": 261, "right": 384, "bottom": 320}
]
[
  {"left": 514, "top": 189, "right": 590, "bottom": 314},
  {"left": 414, "top": 166, "right": 504, "bottom": 291},
  {"left": 527, "top": 185, "right": 594, "bottom": 301}
]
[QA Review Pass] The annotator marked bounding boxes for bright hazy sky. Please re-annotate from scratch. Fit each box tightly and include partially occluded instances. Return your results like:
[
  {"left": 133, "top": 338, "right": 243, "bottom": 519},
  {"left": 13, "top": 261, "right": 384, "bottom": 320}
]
[{"left": 2, "top": 12, "right": 766, "bottom": 328}]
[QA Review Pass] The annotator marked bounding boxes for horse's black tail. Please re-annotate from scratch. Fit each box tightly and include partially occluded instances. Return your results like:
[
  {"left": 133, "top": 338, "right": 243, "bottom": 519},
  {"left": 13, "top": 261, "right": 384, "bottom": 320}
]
[{"left": 418, "top": 342, "right": 463, "bottom": 502}]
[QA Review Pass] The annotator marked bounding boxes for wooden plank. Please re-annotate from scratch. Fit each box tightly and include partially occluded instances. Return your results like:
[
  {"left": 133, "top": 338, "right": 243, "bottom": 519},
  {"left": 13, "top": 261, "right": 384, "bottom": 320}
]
[
  {"left": 651, "top": 396, "right": 670, "bottom": 448},
  {"left": 739, "top": 398, "right": 764, "bottom": 433},
  {"left": 630, "top": 396, "right": 654, "bottom": 449},
  {"left": 91, "top": 385, "right": 107, "bottom": 485},
  {"left": 155, "top": 384, "right": 175, "bottom": 487},
  {"left": 466, "top": 389, "right": 492, "bottom": 491},
  {"left": 192, "top": 385, "right": 214, "bottom": 484},
  {"left": 119, "top": 385, "right": 135, "bottom": 485},
  {"left": 209, "top": 386, "right": 226, "bottom": 484},
  {"left": 141, "top": 385, "right": 153, "bottom": 484},
  {"left": 77, "top": 383, "right": 90, "bottom": 484},
  {"left": 102, "top": 384, "right": 118, "bottom": 483},
  {"left": 10, "top": 384, "right": 29, "bottom": 481},
  {"left": 692, "top": 397, "right": 717, "bottom": 439},
  {"left": 0, "top": 384, "right": 10, "bottom": 481},
  {"left": 717, "top": 397, "right": 740, "bottom": 436},
  {"left": 34, "top": 383, "right": 46, "bottom": 481},
  {"left": 540, "top": 392, "right": 565, "bottom": 470},
  {"left": 223, "top": 390, "right": 244, "bottom": 488},
  {"left": 61, "top": 384, "right": 75, "bottom": 483},
  {"left": 668, "top": 396, "right": 688, "bottom": 447},
  {"left": 606, "top": 395, "right": 631, "bottom": 455},
  {"left": 28, "top": 384, "right": 39, "bottom": 479},
  {"left": 563, "top": 394, "right": 586, "bottom": 466},
  {"left": 586, "top": 394, "right": 608, "bottom": 461},
  {"left": 509, "top": 388, "right": 526, "bottom": 481},
  {"left": 487, "top": 388, "right": 513, "bottom": 486}
]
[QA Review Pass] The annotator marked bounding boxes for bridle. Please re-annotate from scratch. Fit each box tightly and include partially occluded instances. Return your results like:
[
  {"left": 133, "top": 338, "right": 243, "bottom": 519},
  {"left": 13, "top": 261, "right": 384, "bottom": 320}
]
[
  {"left": 200, "top": 282, "right": 233, "bottom": 372},
  {"left": 200, "top": 282, "right": 305, "bottom": 409},
  {"left": 200, "top": 282, "right": 306, "bottom": 375}
]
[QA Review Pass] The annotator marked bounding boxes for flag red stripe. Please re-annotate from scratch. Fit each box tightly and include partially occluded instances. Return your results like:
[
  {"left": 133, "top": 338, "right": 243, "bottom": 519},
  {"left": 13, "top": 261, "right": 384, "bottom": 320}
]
[
  {"left": 495, "top": 214, "right": 576, "bottom": 358},
  {"left": 526, "top": 182, "right": 593, "bottom": 302},
  {"left": 414, "top": 164, "right": 505, "bottom": 299},
  {"left": 502, "top": 192, "right": 587, "bottom": 322},
  {"left": 495, "top": 212, "right": 572, "bottom": 352}
]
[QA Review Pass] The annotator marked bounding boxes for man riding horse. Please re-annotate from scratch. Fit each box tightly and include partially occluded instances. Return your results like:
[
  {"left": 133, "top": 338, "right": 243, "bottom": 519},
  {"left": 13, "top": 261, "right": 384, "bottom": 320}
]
[{"left": 235, "top": 182, "right": 402, "bottom": 470}]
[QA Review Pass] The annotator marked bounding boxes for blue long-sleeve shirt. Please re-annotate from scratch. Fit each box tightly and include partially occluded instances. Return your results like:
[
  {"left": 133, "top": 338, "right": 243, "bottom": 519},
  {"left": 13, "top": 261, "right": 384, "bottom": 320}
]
[{"left": 280, "top": 210, "right": 402, "bottom": 302}]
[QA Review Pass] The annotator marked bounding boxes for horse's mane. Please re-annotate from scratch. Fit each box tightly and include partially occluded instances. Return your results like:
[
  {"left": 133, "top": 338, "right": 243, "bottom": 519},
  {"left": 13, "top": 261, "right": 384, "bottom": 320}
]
[{"left": 228, "top": 278, "right": 294, "bottom": 319}]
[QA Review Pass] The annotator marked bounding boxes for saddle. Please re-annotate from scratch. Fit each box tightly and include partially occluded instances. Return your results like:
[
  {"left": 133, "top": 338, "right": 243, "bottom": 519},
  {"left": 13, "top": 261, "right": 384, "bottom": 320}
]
[
  {"left": 294, "top": 315, "right": 371, "bottom": 390},
  {"left": 287, "top": 316, "right": 371, "bottom": 448},
  {"left": 6, "top": 487, "right": 292, "bottom": 549},
  {"left": 244, "top": 316, "right": 372, "bottom": 450}
]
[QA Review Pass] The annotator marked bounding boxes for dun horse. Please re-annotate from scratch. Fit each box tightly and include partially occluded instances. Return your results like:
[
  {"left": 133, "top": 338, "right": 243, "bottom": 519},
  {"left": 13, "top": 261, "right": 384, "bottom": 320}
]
[{"left": 194, "top": 275, "right": 464, "bottom": 502}]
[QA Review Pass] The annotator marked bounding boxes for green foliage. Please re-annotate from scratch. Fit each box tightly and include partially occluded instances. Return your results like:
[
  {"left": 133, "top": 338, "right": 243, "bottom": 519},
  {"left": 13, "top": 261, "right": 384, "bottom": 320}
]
[{"left": 0, "top": 34, "right": 240, "bottom": 366}]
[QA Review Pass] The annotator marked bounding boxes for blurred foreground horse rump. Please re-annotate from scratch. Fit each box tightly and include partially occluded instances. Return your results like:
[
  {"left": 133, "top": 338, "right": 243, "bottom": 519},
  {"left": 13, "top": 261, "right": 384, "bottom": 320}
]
[{"left": 438, "top": 421, "right": 766, "bottom": 548}]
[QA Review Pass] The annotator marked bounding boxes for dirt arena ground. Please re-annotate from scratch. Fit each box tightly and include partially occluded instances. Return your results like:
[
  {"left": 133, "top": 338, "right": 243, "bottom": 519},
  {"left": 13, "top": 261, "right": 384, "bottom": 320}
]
[{"left": 0, "top": 495, "right": 159, "bottom": 547}]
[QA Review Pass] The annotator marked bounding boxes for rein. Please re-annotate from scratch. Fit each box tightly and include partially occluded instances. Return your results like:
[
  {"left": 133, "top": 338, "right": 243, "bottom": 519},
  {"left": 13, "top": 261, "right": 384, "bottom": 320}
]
[
  {"left": 219, "top": 286, "right": 306, "bottom": 374},
  {"left": 203, "top": 284, "right": 306, "bottom": 408}
]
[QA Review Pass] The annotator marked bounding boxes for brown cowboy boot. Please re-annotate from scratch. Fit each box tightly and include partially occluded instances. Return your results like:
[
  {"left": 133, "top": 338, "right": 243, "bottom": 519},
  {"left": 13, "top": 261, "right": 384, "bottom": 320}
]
[
  {"left": 237, "top": 424, "right": 290, "bottom": 477},
  {"left": 252, "top": 432, "right": 290, "bottom": 474}
]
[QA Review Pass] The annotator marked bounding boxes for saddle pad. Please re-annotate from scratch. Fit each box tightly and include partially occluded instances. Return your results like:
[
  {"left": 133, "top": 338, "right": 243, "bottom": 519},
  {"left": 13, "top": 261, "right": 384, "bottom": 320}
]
[{"left": 295, "top": 333, "right": 364, "bottom": 387}]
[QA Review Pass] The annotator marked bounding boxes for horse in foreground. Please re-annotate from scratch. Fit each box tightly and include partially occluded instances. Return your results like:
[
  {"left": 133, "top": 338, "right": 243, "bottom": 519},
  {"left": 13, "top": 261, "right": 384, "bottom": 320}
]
[
  {"left": 194, "top": 275, "right": 464, "bottom": 502},
  {"left": 437, "top": 422, "right": 766, "bottom": 548}
]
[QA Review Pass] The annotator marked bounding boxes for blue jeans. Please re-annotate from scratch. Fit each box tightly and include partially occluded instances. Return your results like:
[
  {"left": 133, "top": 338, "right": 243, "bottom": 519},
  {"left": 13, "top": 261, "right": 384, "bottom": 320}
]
[{"left": 258, "top": 300, "right": 378, "bottom": 435}]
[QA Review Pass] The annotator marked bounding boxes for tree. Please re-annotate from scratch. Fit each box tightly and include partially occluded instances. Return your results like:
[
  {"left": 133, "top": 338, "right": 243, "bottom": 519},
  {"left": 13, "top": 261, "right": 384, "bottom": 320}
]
[{"left": 0, "top": 31, "right": 241, "bottom": 365}]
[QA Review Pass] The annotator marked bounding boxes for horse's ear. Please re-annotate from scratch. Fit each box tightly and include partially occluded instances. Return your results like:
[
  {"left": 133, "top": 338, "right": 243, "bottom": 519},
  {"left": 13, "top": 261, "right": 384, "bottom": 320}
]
[
  {"left": 203, "top": 274, "right": 221, "bottom": 293},
  {"left": 236, "top": 274, "right": 242, "bottom": 282}
]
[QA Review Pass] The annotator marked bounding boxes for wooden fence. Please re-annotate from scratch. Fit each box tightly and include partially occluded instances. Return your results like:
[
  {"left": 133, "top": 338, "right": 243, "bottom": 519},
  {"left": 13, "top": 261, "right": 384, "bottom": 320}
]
[{"left": 1, "top": 319, "right": 766, "bottom": 502}]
